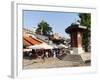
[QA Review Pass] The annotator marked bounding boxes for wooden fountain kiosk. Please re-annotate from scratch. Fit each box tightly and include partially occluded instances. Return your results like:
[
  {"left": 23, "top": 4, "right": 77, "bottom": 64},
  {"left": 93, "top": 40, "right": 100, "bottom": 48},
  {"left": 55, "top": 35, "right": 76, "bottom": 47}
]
[{"left": 65, "top": 22, "right": 86, "bottom": 54}]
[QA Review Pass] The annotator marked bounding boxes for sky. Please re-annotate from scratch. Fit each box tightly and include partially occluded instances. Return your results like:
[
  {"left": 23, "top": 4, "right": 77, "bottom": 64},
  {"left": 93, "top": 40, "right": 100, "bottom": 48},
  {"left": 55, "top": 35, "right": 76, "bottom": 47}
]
[{"left": 23, "top": 10, "right": 80, "bottom": 38}]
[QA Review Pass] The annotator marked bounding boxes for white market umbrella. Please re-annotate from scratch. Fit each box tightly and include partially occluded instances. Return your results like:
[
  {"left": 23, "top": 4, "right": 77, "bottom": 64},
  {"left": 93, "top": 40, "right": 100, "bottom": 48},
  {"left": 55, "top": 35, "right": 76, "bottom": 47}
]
[
  {"left": 28, "top": 43, "right": 53, "bottom": 49},
  {"left": 28, "top": 44, "right": 43, "bottom": 49},
  {"left": 41, "top": 43, "right": 53, "bottom": 49},
  {"left": 51, "top": 44, "right": 58, "bottom": 48},
  {"left": 58, "top": 44, "right": 68, "bottom": 48},
  {"left": 23, "top": 48, "right": 32, "bottom": 52}
]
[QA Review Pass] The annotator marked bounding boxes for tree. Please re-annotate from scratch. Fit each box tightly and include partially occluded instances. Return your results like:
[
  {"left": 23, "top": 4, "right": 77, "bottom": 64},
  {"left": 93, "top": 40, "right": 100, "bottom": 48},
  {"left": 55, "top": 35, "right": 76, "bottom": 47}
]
[
  {"left": 79, "top": 13, "right": 91, "bottom": 52},
  {"left": 36, "top": 20, "right": 53, "bottom": 36}
]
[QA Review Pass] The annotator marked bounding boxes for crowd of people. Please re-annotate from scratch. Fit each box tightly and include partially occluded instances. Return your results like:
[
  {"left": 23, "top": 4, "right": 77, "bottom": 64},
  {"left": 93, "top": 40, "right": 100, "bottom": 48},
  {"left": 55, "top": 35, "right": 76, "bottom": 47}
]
[{"left": 23, "top": 48, "right": 70, "bottom": 60}]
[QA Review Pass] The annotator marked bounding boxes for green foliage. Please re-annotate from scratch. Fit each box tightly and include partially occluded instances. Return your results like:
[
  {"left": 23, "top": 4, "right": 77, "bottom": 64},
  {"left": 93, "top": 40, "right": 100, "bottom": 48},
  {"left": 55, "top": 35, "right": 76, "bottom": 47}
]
[
  {"left": 79, "top": 13, "right": 91, "bottom": 28},
  {"left": 36, "top": 20, "right": 53, "bottom": 36},
  {"left": 79, "top": 13, "right": 91, "bottom": 52}
]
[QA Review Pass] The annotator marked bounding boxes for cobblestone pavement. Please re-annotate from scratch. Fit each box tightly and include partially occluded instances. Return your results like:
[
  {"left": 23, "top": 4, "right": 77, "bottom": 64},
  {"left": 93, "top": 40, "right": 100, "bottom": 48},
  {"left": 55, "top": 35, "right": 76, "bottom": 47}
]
[{"left": 23, "top": 56, "right": 90, "bottom": 69}]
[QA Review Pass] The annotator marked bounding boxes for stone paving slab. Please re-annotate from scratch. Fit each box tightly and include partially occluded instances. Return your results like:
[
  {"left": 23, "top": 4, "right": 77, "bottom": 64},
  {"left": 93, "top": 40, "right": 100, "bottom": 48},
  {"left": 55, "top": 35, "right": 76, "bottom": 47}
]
[{"left": 23, "top": 57, "right": 89, "bottom": 69}]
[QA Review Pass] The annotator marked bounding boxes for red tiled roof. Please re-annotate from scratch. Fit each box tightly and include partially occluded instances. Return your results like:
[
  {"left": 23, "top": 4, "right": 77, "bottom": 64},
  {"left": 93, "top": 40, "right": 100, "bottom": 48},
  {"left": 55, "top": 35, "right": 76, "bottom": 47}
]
[
  {"left": 23, "top": 39, "right": 31, "bottom": 46},
  {"left": 23, "top": 36, "right": 42, "bottom": 46}
]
